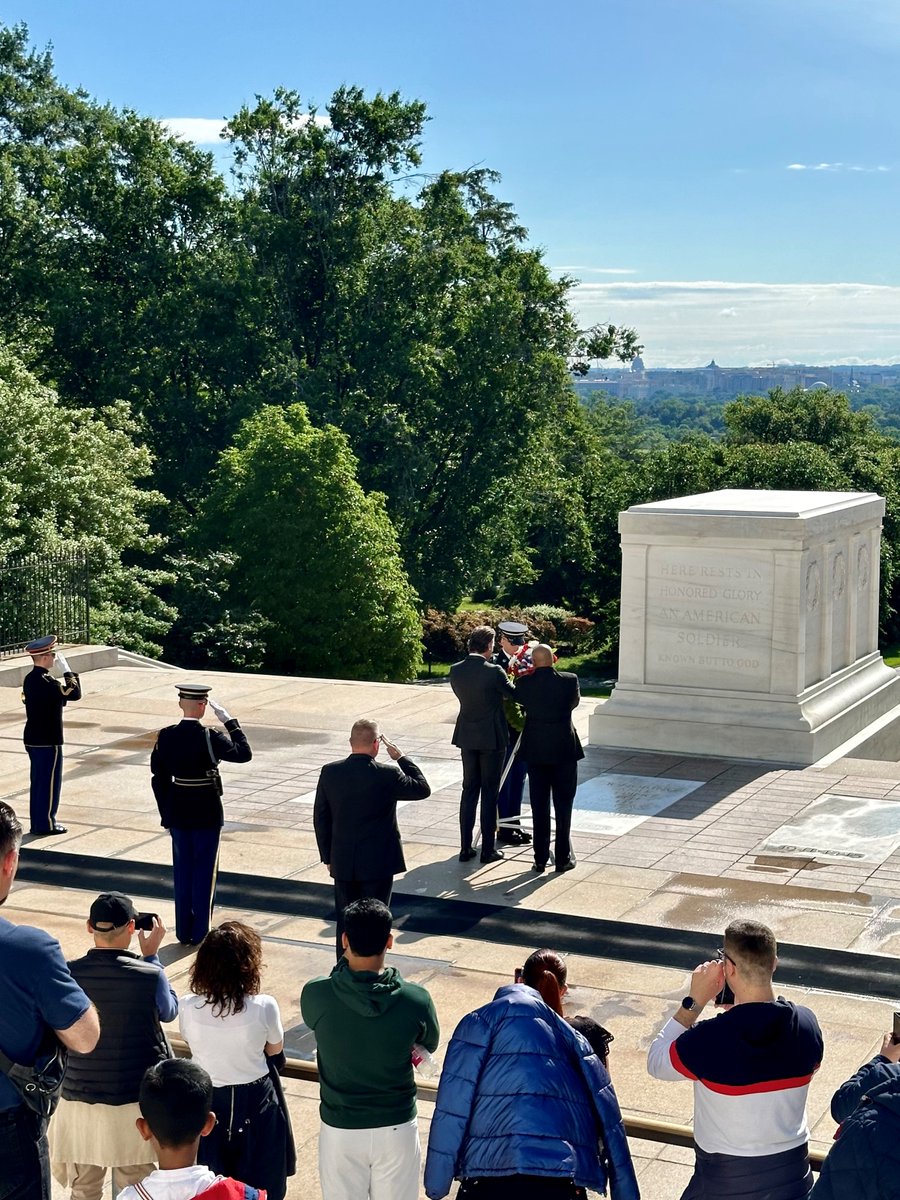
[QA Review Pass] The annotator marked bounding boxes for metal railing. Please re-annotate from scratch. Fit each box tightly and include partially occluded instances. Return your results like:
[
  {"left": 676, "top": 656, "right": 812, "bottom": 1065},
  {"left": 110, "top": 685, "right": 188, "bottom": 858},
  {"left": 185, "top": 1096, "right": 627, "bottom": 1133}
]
[
  {"left": 0, "top": 551, "right": 90, "bottom": 656},
  {"left": 167, "top": 1037, "right": 827, "bottom": 1171}
]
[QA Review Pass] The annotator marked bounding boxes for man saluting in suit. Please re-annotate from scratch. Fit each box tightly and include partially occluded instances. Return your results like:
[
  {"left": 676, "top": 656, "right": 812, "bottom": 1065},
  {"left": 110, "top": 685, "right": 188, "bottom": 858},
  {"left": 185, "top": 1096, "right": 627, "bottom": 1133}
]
[
  {"left": 314, "top": 718, "right": 430, "bottom": 960},
  {"left": 515, "top": 643, "right": 584, "bottom": 874},
  {"left": 449, "top": 625, "right": 516, "bottom": 865}
]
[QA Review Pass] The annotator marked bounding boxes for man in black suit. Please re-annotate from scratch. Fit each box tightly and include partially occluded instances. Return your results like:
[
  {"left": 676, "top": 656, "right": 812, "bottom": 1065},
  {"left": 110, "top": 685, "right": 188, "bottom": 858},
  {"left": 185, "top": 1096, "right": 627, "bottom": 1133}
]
[
  {"left": 449, "top": 625, "right": 516, "bottom": 865},
  {"left": 314, "top": 718, "right": 430, "bottom": 959},
  {"left": 515, "top": 644, "right": 584, "bottom": 874}
]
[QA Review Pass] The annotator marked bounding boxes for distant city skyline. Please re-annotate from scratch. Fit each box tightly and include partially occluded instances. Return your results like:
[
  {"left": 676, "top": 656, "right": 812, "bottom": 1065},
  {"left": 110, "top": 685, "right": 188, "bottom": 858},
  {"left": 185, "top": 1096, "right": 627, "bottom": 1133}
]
[{"left": 9, "top": 0, "right": 900, "bottom": 367}]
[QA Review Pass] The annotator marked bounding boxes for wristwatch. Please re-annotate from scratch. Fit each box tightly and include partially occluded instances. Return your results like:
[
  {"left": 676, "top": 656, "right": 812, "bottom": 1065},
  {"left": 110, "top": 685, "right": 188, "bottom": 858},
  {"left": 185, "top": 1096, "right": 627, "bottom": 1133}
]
[{"left": 681, "top": 996, "right": 697, "bottom": 1011}]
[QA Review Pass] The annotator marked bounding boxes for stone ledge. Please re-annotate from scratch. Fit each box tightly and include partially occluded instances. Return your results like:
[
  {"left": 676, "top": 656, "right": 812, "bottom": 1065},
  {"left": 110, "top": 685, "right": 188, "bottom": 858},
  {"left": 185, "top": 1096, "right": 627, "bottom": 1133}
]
[{"left": 0, "top": 644, "right": 120, "bottom": 687}]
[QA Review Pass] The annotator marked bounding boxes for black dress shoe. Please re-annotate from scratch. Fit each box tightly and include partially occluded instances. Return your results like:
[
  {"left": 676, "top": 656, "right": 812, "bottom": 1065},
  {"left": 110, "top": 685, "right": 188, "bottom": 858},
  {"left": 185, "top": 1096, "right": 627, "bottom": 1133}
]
[
  {"left": 29, "top": 825, "right": 67, "bottom": 836},
  {"left": 532, "top": 861, "right": 547, "bottom": 873},
  {"left": 480, "top": 849, "right": 505, "bottom": 864},
  {"left": 458, "top": 848, "right": 477, "bottom": 862},
  {"left": 555, "top": 857, "right": 577, "bottom": 874},
  {"left": 498, "top": 828, "right": 532, "bottom": 845}
]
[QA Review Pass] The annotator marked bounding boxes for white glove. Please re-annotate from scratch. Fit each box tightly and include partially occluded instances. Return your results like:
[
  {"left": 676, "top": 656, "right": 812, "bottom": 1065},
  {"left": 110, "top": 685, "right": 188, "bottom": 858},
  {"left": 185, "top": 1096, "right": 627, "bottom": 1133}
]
[
  {"left": 56, "top": 653, "right": 72, "bottom": 675},
  {"left": 209, "top": 699, "right": 232, "bottom": 723}
]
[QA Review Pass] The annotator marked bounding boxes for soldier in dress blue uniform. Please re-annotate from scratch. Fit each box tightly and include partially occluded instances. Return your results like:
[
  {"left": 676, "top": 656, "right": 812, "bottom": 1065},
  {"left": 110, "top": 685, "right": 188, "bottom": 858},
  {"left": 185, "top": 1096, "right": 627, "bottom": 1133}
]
[
  {"left": 150, "top": 684, "right": 252, "bottom": 945},
  {"left": 21, "top": 634, "right": 82, "bottom": 836},
  {"left": 493, "top": 621, "right": 532, "bottom": 847}
]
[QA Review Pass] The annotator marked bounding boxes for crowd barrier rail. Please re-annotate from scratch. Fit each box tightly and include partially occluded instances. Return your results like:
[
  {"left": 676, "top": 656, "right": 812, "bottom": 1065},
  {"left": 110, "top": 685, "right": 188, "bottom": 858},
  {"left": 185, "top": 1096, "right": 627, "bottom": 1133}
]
[{"left": 169, "top": 1037, "right": 827, "bottom": 1171}]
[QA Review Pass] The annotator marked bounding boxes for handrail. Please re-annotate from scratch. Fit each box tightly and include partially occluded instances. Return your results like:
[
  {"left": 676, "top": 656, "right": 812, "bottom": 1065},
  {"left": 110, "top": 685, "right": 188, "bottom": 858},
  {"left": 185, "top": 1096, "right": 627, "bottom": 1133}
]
[{"left": 168, "top": 1037, "right": 827, "bottom": 1170}]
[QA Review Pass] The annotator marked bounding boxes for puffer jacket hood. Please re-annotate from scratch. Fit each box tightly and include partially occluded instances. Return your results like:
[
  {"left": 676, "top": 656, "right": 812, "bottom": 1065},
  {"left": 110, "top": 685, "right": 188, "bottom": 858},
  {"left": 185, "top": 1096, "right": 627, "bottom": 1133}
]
[{"left": 329, "top": 957, "right": 404, "bottom": 1017}]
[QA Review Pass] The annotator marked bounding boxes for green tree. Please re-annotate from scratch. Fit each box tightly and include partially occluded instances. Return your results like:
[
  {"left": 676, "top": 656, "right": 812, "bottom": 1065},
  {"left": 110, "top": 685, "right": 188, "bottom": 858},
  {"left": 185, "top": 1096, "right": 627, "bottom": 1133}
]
[
  {"left": 0, "top": 343, "right": 172, "bottom": 652},
  {"left": 201, "top": 404, "right": 422, "bottom": 680},
  {"left": 225, "top": 90, "right": 639, "bottom": 607}
]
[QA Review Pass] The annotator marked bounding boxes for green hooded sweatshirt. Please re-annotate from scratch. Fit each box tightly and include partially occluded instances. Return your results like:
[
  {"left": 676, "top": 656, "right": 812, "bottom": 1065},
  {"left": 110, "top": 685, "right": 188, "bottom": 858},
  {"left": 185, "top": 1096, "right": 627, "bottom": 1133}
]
[{"left": 300, "top": 957, "right": 440, "bottom": 1129}]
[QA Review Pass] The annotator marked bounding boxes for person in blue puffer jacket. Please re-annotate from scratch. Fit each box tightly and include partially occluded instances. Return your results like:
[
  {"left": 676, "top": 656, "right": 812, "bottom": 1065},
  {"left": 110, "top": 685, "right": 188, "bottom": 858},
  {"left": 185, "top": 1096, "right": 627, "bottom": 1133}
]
[
  {"left": 812, "top": 1032, "right": 900, "bottom": 1199},
  {"left": 423, "top": 963, "right": 640, "bottom": 1200}
]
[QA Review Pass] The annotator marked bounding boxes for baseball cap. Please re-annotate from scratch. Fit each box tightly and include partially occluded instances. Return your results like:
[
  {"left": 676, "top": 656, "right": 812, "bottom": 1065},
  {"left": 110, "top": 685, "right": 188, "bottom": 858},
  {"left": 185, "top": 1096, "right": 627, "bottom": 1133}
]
[{"left": 89, "top": 891, "right": 138, "bottom": 930}]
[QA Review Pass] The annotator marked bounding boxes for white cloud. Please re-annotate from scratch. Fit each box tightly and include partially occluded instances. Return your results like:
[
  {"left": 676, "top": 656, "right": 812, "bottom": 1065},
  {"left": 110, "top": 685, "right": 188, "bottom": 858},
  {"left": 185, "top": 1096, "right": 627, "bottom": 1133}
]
[
  {"left": 162, "top": 117, "right": 227, "bottom": 144},
  {"left": 786, "top": 161, "right": 891, "bottom": 173},
  {"left": 568, "top": 280, "right": 900, "bottom": 368},
  {"left": 162, "top": 113, "right": 330, "bottom": 145}
]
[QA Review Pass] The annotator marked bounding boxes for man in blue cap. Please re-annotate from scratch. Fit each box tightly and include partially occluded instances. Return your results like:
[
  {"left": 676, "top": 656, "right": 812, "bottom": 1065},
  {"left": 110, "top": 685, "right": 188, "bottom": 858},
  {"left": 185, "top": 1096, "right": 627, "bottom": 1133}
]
[
  {"left": 21, "top": 635, "right": 82, "bottom": 836},
  {"left": 150, "top": 684, "right": 252, "bottom": 945}
]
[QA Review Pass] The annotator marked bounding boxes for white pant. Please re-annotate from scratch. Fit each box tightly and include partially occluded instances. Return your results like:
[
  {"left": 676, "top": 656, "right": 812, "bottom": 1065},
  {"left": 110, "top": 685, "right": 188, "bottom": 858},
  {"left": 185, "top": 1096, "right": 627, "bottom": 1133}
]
[{"left": 318, "top": 1117, "right": 421, "bottom": 1200}]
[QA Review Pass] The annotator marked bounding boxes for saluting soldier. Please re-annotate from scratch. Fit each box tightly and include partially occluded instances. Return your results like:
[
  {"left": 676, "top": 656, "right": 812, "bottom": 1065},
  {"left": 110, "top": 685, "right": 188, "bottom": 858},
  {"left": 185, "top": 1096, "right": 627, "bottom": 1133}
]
[
  {"left": 22, "top": 634, "right": 82, "bottom": 836},
  {"left": 150, "top": 684, "right": 252, "bottom": 946}
]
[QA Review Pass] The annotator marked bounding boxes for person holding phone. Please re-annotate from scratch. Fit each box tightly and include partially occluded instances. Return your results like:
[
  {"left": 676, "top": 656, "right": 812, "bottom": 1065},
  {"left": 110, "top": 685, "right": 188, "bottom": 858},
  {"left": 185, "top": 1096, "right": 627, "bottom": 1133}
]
[
  {"left": 50, "top": 891, "right": 178, "bottom": 1200},
  {"left": 647, "top": 920, "right": 823, "bottom": 1200},
  {"left": 812, "top": 1025, "right": 900, "bottom": 1199},
  {"left": 314, "top": 718, "right": 431, "bottom": 959}
]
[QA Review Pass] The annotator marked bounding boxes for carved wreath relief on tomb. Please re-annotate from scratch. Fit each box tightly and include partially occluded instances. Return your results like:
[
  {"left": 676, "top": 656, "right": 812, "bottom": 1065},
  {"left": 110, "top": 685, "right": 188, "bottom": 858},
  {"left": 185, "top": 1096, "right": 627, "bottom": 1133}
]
[{"left": 645, "top": 547, "right": 774, "bottom": 691}]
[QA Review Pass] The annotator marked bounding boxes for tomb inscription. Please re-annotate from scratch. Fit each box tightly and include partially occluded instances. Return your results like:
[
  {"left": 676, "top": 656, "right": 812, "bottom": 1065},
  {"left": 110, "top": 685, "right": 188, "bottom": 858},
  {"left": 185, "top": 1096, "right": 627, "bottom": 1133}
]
[{"left": 645, "top": 547, "right": 774, "bottom": 690}]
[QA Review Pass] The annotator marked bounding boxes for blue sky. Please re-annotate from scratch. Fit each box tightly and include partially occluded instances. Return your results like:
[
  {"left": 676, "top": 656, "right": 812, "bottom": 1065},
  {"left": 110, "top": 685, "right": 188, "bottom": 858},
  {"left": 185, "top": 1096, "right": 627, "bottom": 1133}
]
[{"left": 5, "top": 0, "right": 900, "bottom": 366}]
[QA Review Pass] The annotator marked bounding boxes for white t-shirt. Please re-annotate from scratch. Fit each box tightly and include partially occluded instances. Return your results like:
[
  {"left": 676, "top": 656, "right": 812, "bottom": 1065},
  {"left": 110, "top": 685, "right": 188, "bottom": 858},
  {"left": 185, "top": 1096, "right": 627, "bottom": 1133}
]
[
  {"left": 178, "top": 993, "right": 283, "bottom": 1087},
  {"left": 117, "top": 1164, "right": 221, "bottom": 1200}
]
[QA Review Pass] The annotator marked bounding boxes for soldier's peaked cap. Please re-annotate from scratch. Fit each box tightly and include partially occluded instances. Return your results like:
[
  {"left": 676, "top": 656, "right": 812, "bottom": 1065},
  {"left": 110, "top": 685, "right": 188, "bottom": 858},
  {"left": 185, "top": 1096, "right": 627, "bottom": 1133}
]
[
  {"left": 25, "top": 635, "right": 58, "bottom": 655},
  {"left": 176, "top": 682, "right": 212, "bottom": 700},
  {"left": 497, "top": 621, "right": 530, "bottom": 639}
]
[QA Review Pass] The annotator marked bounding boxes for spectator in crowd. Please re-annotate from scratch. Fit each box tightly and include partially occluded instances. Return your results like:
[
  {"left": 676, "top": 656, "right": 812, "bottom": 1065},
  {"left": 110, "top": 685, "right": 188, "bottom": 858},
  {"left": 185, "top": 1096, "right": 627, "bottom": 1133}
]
[
  {"left": 515, "top": 643, "right": 583, "bottom": 874},
  {"left": 492, "top": 620, "right": 533, "bottom": 847},
  {"left": 569, "top": 1015, "right": 614, "bottom": 1071},
  {"left": 521, "top": 948, "right": 615, "bottom": 1070},
  {"left": 151, "top": 683, "right": 252, "bottom": 946},
  {"left": 50, "top": 891, "right": 177, "bottom": 1200},
  {"left": 811, "top": 1030, "right": 900, "bottom": 1198},
  {"left": 450, "top": 625, "right": 517, "bottom": 864},
  {"left": 647, "top": 919, "right": 823, "bottom": 1200},
  {"left": 301, "top": 898, "right": 439, "bottom": 1200},
  {"left": 314, "top": 717, "right": 430, "bottom": 960},
  {"left": 21, "top": 634, "right": 82, "bottom": 835},
  {"left": 116, "top": 1058, "right": 266, "bottom": 1200},
  {"left": 424, "top": 951, "right": 638, "bottom": 1200},
  {"left": 179, "top": 921, "right": 291, "bottom": 1200},
  {"left": 0, "top": 801, "right": 99, "bottom": 1200}
]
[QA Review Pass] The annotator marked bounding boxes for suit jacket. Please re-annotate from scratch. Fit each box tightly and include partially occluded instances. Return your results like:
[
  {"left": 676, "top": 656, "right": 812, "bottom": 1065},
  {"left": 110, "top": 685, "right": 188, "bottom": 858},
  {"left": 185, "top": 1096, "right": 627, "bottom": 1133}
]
[
  {"left": 449, "top": 655, "right": 516, "bottom": 751},
  {"left": 314, "top": 753, "right": 430, "bottom": 880},
  {"left": 515, "top": 668, "right": 585, "bottom": 765}
]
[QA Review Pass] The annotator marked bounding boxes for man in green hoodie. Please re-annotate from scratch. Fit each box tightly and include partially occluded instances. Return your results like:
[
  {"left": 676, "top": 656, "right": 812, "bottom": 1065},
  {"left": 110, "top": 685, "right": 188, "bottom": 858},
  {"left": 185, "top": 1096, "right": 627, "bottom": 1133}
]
[{"left": 301, "top": 898, "right": 440, "bottom": 1200}]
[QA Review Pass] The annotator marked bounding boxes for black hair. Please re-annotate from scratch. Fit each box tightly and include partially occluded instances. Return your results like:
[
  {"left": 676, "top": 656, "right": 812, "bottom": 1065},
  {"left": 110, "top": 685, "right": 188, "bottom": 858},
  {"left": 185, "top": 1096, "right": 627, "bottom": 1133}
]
[
  {"left": 343, "top": 897, "right": 392, "bottom": 957},
  {"left": 0, "top": 802, "right": 22, "bottom": 860},
  {"left": 568, "top": 1015, "right": 614, "bottom": 1067},
  {"left": 138, "top": 1059, "right": 213, "bottom": 1147}
]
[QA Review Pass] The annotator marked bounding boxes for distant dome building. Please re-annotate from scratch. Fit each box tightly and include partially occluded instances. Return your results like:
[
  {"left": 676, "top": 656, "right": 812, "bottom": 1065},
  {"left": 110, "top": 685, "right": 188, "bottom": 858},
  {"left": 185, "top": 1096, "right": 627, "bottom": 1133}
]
[{"left": 631, "top": 355, "right": 645, "bottom": 372}]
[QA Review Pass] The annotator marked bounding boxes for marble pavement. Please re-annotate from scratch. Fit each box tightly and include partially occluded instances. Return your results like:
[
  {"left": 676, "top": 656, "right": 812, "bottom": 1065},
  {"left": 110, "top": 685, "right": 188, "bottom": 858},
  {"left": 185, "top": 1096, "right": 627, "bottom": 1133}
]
[{"left": 2, "top": 654, "right": 900, "bottom": 1198}]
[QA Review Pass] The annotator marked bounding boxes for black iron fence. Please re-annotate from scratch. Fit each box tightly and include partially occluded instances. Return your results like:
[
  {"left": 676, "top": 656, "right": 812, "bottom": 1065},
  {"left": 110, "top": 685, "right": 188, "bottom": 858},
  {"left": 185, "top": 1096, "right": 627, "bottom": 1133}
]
[{"left": 0, "top": 551, "right": 91, "bottom": 657}]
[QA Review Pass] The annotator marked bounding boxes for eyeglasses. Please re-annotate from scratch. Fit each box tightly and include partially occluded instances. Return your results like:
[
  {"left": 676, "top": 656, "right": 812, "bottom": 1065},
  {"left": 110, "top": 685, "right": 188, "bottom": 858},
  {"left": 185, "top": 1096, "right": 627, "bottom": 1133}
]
[{"left": 716, "top": 947, "right": 737, "bottom": 968}]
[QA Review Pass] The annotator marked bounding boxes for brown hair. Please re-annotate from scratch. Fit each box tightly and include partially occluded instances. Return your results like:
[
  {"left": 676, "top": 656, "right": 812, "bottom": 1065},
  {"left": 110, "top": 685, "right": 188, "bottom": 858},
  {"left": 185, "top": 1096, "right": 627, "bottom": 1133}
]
[
  {"left": 467, "top": 625, "right": 495, "bottom": 654},
  {"left": 724, "top": 919, "right": 777, "bottom": 985},
  {"left": 189, "top": 921, "right": 263, "bottom": 1016},
  {"left": 522, "top": 948, "right": 567, "bottom": 1016}
]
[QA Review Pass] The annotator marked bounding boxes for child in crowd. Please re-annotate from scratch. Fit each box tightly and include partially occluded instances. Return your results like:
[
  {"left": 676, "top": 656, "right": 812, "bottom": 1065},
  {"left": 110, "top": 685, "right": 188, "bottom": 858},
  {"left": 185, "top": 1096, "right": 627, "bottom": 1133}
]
[{"left": 116, "top": 1059, "right": 266, "bottom": 1200}]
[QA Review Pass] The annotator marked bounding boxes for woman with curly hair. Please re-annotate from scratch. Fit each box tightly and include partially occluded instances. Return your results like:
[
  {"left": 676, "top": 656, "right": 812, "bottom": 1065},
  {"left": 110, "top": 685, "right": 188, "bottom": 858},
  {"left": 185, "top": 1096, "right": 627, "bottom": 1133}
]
[{"left": 179, "top": 920, "right": 291, "bottom": 1200}]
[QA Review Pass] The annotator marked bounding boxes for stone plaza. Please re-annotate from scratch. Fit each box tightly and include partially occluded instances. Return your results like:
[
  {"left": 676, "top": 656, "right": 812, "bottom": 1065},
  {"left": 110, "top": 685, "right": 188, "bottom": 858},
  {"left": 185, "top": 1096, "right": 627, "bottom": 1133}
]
[
  {"left": 3, "top": 648, "right": 900, "bottom": 1198},
  {"left": 5, "top": 488, "right": 900, "bottom": 1198}
]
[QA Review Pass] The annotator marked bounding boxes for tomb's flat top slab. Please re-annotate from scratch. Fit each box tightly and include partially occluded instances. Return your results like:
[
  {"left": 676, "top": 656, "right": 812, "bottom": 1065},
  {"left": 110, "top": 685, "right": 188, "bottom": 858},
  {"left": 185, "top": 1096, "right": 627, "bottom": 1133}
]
[{"left": 629, "top": 488, "right": 877, "bottom": 518}]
